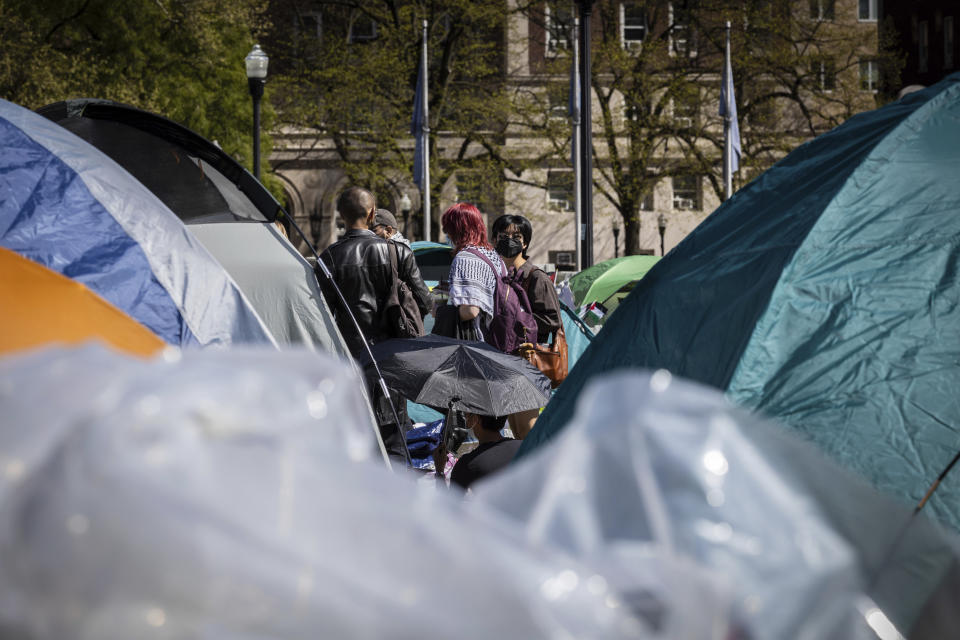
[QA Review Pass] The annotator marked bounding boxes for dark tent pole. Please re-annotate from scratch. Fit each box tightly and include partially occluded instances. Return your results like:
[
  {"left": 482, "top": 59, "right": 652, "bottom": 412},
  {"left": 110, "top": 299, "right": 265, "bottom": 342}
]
[{"left": 577, "top": 0, "right": 596, "bottom": 269}]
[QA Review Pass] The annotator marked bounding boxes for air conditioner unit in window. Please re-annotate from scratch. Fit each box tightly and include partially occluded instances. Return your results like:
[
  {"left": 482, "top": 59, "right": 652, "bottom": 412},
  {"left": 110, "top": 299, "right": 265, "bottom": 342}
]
[
  {"left": 675, "top": 116, "right": 693, "bottom": 128},
  {"left": 547, "top": 39, "right": 569, "bottom": 55},
  {"left": 673, "top": 197, "right": 695, "bottom": 210},
  {"left": 549, "top": 250, "right": 576, "bottom": 271},
  {"left": 623, "top": 40, "right": 643, "bottom": 53}
]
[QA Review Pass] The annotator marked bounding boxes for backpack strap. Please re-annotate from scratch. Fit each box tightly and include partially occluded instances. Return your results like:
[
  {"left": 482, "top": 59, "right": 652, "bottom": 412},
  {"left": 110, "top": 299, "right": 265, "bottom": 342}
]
[{"left": 386, "top": 239, "right": 400, "bottom": 276}]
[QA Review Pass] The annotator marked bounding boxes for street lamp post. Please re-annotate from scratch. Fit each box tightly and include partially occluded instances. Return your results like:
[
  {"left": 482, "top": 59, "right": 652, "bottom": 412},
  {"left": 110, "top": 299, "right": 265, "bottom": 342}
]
[
  {"left": 399, "top": 192, "right": 412, "bottom": 236},
  {"left": 658, "top": 213, "right": 667, "bottom": 256},
  {"left": 612, "top": 224, "right": 620, "bottom": 258},
  {"left": 245, "top": 44, "right": 269, "bottom": 181}
]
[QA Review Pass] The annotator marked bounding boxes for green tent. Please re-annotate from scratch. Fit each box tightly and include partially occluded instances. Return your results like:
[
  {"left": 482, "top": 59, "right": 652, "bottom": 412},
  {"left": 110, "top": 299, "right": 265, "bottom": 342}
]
[{"left": 568, "top": 255, "right": 660, "bottom": 309}]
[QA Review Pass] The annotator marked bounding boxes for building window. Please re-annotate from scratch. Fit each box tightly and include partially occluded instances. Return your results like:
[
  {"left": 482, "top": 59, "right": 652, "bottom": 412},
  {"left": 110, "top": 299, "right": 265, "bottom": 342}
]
[
  {"left": 809, "top": 0, "right": 835, "bottom": 21},
  {"left": 548, "top": 84, "right": 568, "bottom": 120},
  {"left": 859, "top": 59, "right": 880, "bottom": 92},
  {"left": 296, "top": 11, "right": 322, "bottom": 41},
  {"left": 640, "top": 188, "right": 655, "bottom": 211},
  {"left": 668, "top": 2, "right": 696, "bottom": 57},
  {"left": 672, "top": 89, "right": 699, "bottom": 129},
  {"left": 858, "top": 0, "right": 877, "bottom": 21},
  {"left": 946, "top": 17, "right": 955, "bottom": 69},
  {"left": 810, "top": 58, "right": 837, "bottom": 91},
  {"left": 621, "top": 3, "right": 647, "bottom": 51},
  {"left": 546, "top": 3, "right": 573, "bottom": 55},
  {"left": 547, "top": 171, "right": 575, "bottom": 211},
  {"left": 672, "top": 176, "right": 699, "bottom": 210},
  {"left": 348, "top": 11, "right": 377, "bottom": 43},
  {"left": 918, "top": 21, "right": 929, "bottom": 72}
]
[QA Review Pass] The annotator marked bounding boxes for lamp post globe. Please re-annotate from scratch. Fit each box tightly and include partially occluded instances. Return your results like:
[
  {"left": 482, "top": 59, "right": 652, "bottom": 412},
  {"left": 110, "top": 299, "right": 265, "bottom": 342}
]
[
  {"left": 245, "top": 44, "right": 269, "bottom": 181},
  {"left": 399, "top": 192, "right": 412, "bottom": 235}
]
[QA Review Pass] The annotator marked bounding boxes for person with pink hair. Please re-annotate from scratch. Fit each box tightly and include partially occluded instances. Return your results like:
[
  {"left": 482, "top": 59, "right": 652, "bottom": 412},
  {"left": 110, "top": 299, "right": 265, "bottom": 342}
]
[{"left": 438, "top": 202, "right": 506, "bottom": 341}]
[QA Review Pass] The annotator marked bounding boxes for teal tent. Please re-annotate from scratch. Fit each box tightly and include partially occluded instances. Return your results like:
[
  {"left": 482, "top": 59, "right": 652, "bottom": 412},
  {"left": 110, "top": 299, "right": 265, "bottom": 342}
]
[
  {"left": 521, "top": 73, "right": 960, "bottom": 532},
  {"left": 411, "top": 240, "right": 454, "bottom": 282}
]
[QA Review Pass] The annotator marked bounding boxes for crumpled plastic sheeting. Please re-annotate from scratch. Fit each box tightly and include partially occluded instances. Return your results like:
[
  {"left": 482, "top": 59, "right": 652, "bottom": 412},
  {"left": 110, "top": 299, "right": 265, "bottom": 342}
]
[
  {"left": 0, "top": 345, "right": 646, "bottom": 639},
  {"left": 472, "top": 370, "right": 918, "bottom": 640}
]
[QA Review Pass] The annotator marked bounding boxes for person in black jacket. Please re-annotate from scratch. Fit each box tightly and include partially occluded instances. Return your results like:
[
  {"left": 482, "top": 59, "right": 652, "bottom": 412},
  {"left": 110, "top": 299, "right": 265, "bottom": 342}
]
[
  {"left": 318, "top": 186, "right": 431, "bottom": 461},
  {"left": 319, "top": 186, "right": 431, "bottom": 357}
]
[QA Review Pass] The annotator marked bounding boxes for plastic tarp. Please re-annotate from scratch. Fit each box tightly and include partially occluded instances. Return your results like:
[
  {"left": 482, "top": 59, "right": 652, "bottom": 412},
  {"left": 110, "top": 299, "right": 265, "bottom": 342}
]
[
  {"left": 474, "top": 370, "right": 960, "bottom": 639},
  {"left": 0, "top": 345, "right": 646, "bottom": 639},
  {"left": 522, "top": 73, "right": 960, "bottom": 532},
  {"left": 187, "top": 222, "right": 351, "bottom": 359},
  {"left": 0, "top": 99, "right": 274, "bottom": 348}
]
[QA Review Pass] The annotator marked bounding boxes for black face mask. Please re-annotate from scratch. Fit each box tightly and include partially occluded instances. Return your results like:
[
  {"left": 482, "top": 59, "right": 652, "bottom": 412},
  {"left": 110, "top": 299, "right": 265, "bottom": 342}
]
[{"left": 496, "top": 237, "right": 524, "bottom": 258}]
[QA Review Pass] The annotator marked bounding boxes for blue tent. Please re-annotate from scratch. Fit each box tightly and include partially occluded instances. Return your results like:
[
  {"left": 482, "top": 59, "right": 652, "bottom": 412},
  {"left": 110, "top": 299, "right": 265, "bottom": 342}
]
[
  {"left": 521, "top": 73, "right": 960, "bottom": 531},
  {"left": 0, "top": 99, "right": 274, "bottom": 348}
]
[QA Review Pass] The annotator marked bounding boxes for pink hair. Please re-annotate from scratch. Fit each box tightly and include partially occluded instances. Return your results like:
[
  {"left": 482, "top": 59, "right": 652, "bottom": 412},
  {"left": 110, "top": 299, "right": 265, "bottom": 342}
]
[{"left": 441, "top": 202, "right": 492, "bottom": 252}]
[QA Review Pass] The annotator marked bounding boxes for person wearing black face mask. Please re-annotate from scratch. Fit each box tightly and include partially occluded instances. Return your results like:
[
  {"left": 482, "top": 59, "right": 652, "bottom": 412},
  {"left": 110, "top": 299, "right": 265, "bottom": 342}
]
[{"left": 491, "top": 214, "right": 562, "bottom": 439}]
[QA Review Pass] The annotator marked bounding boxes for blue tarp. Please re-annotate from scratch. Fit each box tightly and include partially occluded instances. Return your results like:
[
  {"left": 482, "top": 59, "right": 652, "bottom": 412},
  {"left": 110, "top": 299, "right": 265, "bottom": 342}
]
[{"left": 521, "top": 73, "right": 960, "bottom": 532}]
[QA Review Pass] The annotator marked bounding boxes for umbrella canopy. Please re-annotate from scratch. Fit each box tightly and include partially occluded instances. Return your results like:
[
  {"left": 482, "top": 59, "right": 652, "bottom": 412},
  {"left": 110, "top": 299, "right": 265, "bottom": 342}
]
[
  {"left": 568, "top": 254, "right": 660, "bottom": 308},
  {"left": 364, "top": 334, "right": 551, "bottom": 416},
  {"left": 0, "top": 247, "right": 164, "bottom": 357},
  {"left": 0, "top": 99, "right": 274, "bottom": 348},
  {"left": 520, "top": 73, "right": 960, "bottom": 532},
  {"left": 38, "top": 99, "right": 351, "bottom": 357}
]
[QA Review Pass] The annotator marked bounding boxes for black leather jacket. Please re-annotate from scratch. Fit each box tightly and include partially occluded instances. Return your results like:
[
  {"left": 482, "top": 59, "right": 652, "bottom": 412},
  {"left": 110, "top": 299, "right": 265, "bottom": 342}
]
[{"left": 318, "top": 229, "right": 431, "bottom": 356}]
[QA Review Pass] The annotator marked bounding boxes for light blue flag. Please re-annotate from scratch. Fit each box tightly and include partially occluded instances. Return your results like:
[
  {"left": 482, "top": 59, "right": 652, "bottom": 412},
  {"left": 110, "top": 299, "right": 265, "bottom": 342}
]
[
  {"left": 412, "top": 65, "right": 424, "bottom": 187},
  {"left": 720, "top": 52, "right": 741, "bottom": 172}
]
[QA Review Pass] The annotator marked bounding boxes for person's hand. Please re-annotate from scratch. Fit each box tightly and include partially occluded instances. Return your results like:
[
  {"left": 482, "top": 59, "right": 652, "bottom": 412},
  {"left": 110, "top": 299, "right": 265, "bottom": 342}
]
[{"left": 432, "top": 442, "right": 447, "bottom": 477}]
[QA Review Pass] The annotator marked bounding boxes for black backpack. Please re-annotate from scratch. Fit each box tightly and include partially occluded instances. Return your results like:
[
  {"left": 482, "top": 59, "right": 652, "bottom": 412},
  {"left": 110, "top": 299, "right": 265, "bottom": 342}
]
[{"left": 384, "top": 241, "right": 424, "bottom": 338}]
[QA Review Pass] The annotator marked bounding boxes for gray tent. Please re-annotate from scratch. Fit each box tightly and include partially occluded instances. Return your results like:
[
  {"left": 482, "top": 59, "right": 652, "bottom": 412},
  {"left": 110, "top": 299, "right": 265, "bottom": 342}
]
[
  {"left": 37, "top": 99, "right": 350, "bottom": 359},
  {"left": 38, "top": 99, "right": 386, "bottom": 463},
  {"left": 188, "top": 222, "right": 350, "bottom": 360}
]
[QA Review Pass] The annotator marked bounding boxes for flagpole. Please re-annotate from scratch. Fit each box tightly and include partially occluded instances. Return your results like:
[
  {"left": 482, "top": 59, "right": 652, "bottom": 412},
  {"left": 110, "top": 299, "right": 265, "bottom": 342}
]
[
  {"left": 577, "top": 0, "right": 595, "bottom": 269},
  {"left": 723, "top": 20, "right": 732, "bottom": 201},
  {"left": 420, "top": 19, "right": 431, "bottom": 242},
  {"left": 571, "top": 17, "right": 582, "bottom": 273}
]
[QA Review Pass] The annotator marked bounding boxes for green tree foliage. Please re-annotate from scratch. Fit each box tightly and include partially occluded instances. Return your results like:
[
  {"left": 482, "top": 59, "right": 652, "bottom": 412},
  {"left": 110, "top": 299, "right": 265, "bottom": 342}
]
[
  {"left": 517, "top": 0, "right": 893, "bottom": 255},
  {"left": 267, "top": 0, "right": 514, "bottom": 234},
  {"left": 0, "top": 0, "right": 279, "bottom": 191}
]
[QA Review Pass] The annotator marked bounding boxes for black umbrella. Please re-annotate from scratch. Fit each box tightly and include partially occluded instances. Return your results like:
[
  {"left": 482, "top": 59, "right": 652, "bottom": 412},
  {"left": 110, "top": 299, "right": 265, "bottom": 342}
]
[{"left": 363, "top": 335, "right": 551, "bottom": 416}]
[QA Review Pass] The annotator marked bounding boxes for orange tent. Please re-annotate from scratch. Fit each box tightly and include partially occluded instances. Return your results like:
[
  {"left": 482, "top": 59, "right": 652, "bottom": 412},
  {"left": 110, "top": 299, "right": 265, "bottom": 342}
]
[{"left": 0, "top": 247, "right": 164, "bottom": 357}]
